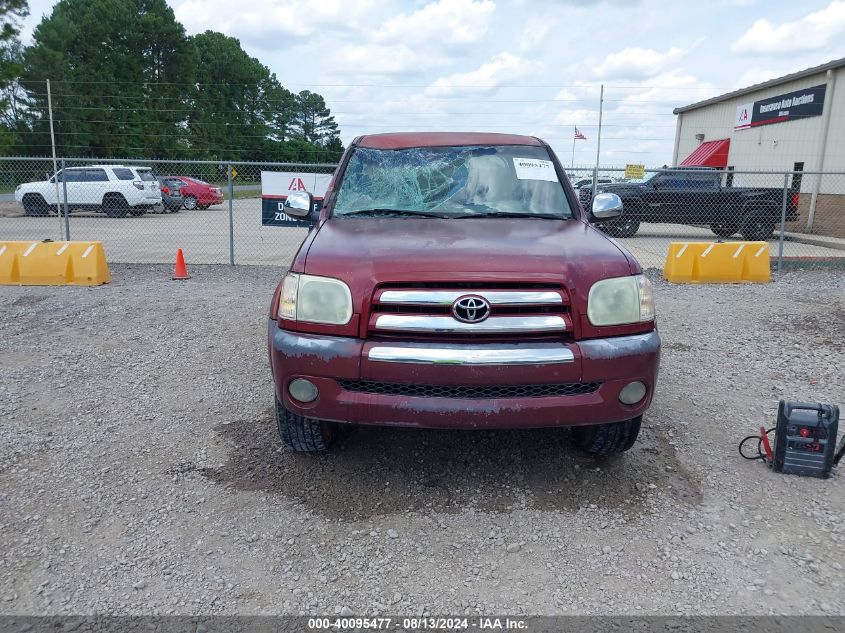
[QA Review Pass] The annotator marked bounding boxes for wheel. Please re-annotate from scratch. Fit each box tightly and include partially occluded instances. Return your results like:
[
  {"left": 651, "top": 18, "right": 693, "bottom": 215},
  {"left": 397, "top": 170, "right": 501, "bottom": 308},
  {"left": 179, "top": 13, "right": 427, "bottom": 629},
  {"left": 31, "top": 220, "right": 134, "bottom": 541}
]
[
  {"left": 183, "top": 195, "right": 198, "bottom": 210},
  {"left": 710, "top": 222, "right": 738, "bottom": 238},
  {"left": 601, "top": 218, "right": 640, "bottom": 238},
  {"left": 740, "top": 215, "right": 775, "bottom": 241},
  {"left": 572, "top": 416, "right": 642, "bottom": 455},
  {"left": 22, "top": 194, "right": 50, "bottom": 217},
  {"left": 275, "top": 396, "right": 335, "bottom": 453},
  {"left": 103, "top": 194, "right": 129, "bottom": 218}
]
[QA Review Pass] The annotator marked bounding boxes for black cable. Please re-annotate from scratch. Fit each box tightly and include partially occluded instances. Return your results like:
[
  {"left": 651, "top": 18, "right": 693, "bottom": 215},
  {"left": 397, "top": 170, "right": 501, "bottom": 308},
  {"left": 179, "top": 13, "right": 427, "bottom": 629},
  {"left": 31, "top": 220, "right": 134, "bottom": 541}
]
[{"left": 739, "top": 428, "right": 775, "bottom": 461}]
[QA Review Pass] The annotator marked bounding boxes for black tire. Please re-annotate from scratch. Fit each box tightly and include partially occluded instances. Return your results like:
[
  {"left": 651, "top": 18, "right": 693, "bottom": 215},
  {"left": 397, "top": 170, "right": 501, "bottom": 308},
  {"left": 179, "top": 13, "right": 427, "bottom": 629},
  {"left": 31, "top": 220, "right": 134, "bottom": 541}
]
[
  {"left": 275, "top": 396, "right": 335, "bottom": 453},
  {"left": 103, "top": 194, "right": 129, "bottom": 218},
  {"left": 572, "top": 416, "right": 642, "bottom": 455},
  {"left": 740, "top": 214, "right": 775, "bottom": 241},
  {"left": 601, "top": 218, "right": 640, "bottom": 238},
  {"left": 22, "top": 194, "right": 50, "bottom": 217},
  {"left": 710, "top": 222, "right": 738, "bottom": 238},
  {"left": 183, "top": 195, "right": 198, "bottom": 210}
]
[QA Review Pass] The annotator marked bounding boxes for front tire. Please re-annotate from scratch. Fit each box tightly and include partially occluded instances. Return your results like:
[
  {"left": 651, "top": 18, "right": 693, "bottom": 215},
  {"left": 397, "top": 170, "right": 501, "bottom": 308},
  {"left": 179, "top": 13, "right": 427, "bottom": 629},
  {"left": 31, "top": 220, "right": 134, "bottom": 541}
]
[
  {"left": 275, "top": 396, "right": 335, "bottom": 453},
  {"left": 183, "top": 195, "right": 198, "bottom": 210},
  {"left": 601, "top": 218, "right": 640, "bottom": 238},
  {"left": 572, "top": 416, "right": 642, "bottom": 455},
  {"left": 710, "top": 222, "right": 738, "bottom": 238},
  {"left": 740, "top": 214, "right": 775, "bottom": 241},
  {"left": 22, "top": 194, "right": 50, "bottom": 217}
]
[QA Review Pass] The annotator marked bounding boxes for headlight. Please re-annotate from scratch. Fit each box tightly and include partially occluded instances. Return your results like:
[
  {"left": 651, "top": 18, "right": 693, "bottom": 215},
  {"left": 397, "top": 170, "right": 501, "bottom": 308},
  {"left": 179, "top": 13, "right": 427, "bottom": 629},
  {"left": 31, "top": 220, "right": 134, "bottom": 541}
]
[
  {"left": 277, "top": 273, "right": 353, "bottom": 325},
  {"left": 587, "top": 274, "right": 655, "bottom": 326}
]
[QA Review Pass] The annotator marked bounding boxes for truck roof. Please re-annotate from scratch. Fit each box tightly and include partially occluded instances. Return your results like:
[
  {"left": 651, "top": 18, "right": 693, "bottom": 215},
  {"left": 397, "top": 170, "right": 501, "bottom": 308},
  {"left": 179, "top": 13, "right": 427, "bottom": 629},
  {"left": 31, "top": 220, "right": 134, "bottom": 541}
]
[{"left": 356, "top": 132, "right": 543, "bottom": 149}]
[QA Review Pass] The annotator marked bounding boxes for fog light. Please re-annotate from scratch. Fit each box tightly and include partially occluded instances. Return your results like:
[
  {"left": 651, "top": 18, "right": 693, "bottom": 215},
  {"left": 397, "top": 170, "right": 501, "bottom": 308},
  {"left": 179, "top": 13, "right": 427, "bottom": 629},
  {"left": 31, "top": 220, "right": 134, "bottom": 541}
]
[
  {"left": 289, "top": 378, "right": 318, "bottom": 403},
  {"left": 619, "top": 381, "right": 646, "bottom": 405}
]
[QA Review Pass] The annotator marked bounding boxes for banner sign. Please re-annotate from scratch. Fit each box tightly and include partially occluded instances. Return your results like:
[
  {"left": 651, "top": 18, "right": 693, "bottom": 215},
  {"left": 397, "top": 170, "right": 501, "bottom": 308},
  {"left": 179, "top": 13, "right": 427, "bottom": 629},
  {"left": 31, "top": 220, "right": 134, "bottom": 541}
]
[
  {"left": 735, "top": 84, "right": 826, "bottom": 131},
  {"left": 261, "top": 171, "right": 333, "bottom": 227}
]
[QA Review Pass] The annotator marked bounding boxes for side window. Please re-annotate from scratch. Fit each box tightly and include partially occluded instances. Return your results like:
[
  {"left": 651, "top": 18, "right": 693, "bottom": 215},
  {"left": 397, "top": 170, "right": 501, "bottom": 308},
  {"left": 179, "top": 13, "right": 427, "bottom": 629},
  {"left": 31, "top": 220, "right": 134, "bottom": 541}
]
[
  {"left": 85, "top": 169, "right": 109, "bottom": 182},
  {"left": 59, "top": 170, "right": 84, "bottom": 183},
  {"left": 688, "top": 173, "right": 719, "bottom": 190},
  {"left": 137, "top": 170, "right": 156, "bottom": 182},
  {"left": 113, "top": 168, "right": 134, "bottom": 181},
  {"left": 167, "top": 179, "right": 186, "bottom": 189}
]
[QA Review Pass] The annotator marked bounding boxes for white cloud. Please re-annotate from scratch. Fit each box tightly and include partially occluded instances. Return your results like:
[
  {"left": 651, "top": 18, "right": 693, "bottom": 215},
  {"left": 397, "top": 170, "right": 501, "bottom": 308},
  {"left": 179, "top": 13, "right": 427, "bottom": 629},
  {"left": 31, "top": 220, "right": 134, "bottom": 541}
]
[
  {"left": 172, "top": 0, "right": 378, "bottom": 45},
  {"left": 732, "top": 1, "right": 845, "bottom": 55},
  {"left": 593, "top": 42, "right": 702, "bottom": 80},
  {"left": 376, "top": 0, "right": 495, "bottom": 47},
  {"left": 425, "top": 52, "right": 543, "bottom": 96}
]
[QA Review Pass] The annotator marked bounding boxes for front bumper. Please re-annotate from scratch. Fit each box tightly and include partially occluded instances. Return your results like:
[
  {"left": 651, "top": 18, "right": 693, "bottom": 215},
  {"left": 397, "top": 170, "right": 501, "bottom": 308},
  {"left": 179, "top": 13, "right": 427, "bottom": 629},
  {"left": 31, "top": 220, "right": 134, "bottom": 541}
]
[{"left": 268, "top": 322, "right": 660, "bottom": 430}]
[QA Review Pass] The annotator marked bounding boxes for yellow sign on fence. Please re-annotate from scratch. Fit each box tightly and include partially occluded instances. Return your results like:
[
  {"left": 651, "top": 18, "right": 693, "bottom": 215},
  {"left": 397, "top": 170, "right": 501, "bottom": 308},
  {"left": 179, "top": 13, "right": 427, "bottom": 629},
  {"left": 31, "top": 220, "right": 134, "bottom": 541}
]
[{"left": 624, "top": 163, "right": 645, "bottom": 180}]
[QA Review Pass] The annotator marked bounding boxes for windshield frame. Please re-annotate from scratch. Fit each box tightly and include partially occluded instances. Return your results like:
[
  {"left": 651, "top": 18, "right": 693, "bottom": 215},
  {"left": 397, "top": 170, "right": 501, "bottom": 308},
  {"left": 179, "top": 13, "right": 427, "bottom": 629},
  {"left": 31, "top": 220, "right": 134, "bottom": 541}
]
[{"left": 327, "top": 143, "right": 578, "bottom": 220}]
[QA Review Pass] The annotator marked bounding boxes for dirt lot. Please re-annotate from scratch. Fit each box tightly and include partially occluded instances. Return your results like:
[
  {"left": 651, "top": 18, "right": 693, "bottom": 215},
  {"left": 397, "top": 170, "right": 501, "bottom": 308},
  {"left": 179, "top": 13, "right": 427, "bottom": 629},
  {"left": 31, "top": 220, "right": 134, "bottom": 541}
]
[{"left": 1, "top": 265, "right": 844, "bottom": 616}]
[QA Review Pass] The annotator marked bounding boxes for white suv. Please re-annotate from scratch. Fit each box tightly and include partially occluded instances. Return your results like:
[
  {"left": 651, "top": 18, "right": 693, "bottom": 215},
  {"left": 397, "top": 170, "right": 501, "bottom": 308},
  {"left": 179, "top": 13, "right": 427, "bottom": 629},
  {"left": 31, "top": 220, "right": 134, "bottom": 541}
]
[{"left": 15, "top": 165, "right": 163, "bottom": 217}]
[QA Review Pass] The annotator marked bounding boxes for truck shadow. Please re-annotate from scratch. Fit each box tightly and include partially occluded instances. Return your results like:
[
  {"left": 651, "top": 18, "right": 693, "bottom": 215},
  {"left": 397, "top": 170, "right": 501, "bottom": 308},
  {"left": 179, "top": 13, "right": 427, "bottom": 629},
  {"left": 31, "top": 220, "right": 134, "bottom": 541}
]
[{"left": 201, "top": 411, "right": 701, "bottom": 521}]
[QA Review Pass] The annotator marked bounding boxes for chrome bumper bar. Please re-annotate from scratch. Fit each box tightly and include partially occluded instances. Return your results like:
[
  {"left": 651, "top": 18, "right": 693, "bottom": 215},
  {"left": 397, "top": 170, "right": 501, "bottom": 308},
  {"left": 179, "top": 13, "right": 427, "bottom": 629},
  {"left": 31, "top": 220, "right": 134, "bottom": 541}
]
[
  {"left": 373, "top": 314, "right": 568, "bottom": 333},
  {"left": 378, "top": 290, "right": 563, "bottom": 305},
  {"left": 368, "top": 345, "right": 575, "bottom": 365}
]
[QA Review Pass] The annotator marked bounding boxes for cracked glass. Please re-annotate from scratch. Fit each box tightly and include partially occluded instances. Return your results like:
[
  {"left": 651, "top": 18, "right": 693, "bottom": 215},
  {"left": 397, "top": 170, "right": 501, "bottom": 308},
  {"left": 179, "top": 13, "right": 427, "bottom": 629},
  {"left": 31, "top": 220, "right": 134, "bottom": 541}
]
[{"left": 333, "top": 145, "right": 574, "bottom": 218}]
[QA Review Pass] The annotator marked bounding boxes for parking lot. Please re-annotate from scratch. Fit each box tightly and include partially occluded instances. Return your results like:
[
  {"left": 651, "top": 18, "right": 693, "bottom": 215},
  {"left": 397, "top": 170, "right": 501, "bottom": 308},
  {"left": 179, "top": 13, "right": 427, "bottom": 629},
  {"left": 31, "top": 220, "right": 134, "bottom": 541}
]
[
  {"left": 1, "top": 199, "right": 844, "bottom": 269},
  {"left": 1, "top": 265, "right": 843, "bottom": 615}
]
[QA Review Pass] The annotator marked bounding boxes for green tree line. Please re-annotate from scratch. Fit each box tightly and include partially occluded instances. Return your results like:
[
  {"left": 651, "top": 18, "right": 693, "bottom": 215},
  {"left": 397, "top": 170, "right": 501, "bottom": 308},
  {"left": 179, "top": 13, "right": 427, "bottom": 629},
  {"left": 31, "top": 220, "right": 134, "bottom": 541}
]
[{"left": 0, "top": 0, "right": 343, "bottom": 162}]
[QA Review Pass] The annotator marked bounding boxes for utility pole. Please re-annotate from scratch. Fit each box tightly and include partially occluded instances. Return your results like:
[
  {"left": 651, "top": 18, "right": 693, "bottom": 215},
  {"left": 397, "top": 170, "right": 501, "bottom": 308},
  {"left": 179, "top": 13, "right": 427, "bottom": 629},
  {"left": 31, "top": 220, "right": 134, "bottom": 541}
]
[
  {"left": 591, "top": 84, "right": 604, "bottom": 202},
  {"left": 47, "top": 79, "right": 62, "bottom": 238}
]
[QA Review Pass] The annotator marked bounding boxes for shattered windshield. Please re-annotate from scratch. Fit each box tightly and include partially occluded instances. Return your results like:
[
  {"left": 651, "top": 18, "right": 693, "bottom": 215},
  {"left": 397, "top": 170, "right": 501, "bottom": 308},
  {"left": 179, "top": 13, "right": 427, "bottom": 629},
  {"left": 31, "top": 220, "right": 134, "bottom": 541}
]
[{"left": 333, "top": 145, "right": 574, "bottom": 218}]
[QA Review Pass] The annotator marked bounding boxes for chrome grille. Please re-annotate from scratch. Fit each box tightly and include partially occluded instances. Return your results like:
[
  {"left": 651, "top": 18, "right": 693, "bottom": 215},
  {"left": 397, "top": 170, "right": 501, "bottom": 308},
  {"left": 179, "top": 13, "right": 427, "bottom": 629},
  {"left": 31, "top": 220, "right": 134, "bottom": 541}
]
[
  {"left": 370, "top": 284, "right": 571, "bottom": 337},
  {"left": 338, "top": 380, "right": 600, "bottom": 399}
]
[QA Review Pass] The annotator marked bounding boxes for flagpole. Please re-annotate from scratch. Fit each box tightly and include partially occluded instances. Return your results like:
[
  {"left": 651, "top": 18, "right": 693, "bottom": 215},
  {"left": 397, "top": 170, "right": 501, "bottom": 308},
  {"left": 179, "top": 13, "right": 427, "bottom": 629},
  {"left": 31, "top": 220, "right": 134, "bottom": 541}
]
[
  {"left": 592, "top": 84, "right": 604, "bottom": 202},
  {"left": 571, "top": 126, "right": 576, "bottom": 169}
]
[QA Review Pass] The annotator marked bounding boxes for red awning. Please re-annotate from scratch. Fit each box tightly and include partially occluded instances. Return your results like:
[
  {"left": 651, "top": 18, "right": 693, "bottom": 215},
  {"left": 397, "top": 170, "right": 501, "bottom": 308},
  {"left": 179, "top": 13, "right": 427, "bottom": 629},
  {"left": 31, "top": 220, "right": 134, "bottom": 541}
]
[{"left": 680, "top": 138, "right": 730, "bottom": 168}]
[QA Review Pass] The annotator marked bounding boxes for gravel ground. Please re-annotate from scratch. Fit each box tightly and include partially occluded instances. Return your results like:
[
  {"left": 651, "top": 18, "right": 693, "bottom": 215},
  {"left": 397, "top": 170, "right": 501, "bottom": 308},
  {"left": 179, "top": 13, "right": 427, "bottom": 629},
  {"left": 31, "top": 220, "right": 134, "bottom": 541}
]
[{"left": 0, "top": 264, "right": 844, "bottom": 616}]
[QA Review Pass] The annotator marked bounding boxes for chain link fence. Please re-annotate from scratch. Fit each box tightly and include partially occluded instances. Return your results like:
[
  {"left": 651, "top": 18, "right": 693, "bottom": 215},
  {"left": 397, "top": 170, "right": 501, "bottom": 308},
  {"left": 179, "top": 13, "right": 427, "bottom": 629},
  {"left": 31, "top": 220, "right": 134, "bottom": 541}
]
[{"left": 0, "top": 158, "right": 843, "bottom": 272}]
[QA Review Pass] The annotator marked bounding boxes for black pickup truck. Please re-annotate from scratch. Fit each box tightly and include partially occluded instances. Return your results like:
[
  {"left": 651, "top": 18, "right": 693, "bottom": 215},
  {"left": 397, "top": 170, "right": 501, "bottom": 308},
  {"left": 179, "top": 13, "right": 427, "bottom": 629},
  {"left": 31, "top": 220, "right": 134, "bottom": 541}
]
[{"left": 579, "top": 167, "right": 799, "bottom": 240}]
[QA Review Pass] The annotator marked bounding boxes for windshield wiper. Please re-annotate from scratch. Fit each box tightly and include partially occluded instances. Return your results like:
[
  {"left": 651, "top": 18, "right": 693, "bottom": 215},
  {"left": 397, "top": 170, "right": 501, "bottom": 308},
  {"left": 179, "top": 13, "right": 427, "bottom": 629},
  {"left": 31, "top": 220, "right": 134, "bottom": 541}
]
[
  {"left": 341, "top": 208, "right": 451, "bottom": 218},
  {"left": 453, "top": 211, "right": 569, "bottom": 220}
]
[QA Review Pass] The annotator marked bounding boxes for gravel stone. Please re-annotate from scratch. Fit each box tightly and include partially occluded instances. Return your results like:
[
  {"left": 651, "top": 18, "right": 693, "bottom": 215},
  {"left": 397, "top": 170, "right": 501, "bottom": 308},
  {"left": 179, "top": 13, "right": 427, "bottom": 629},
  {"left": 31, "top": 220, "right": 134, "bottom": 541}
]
[{"left": 0, "top": 265, "right": 843, "bottom": 615}]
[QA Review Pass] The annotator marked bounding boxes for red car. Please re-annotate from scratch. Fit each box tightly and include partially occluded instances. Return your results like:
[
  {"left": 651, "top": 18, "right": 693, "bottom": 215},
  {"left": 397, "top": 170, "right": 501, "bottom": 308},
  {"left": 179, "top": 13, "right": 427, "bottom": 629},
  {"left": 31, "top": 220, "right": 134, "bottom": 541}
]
[
  {"left": 267, "top": 132, "right": 660, "bottom": 455},
  {"left": 162, "top": 176, "right": 223, "bottom": 209}
]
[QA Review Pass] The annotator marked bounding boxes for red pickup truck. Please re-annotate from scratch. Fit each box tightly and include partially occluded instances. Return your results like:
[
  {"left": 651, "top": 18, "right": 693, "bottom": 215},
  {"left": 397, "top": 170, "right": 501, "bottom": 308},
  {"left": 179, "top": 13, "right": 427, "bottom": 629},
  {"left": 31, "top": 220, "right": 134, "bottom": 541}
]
[{"left": 268, "top": 132, "right": 660, "bottom": 455}]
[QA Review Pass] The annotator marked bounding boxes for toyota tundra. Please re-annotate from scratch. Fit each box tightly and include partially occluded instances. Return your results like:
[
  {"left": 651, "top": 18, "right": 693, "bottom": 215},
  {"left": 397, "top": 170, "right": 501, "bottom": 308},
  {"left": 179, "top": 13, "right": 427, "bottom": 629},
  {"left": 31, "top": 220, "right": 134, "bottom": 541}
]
[{"left": 268, "top": 132, "right": 660, "bottom": 455}]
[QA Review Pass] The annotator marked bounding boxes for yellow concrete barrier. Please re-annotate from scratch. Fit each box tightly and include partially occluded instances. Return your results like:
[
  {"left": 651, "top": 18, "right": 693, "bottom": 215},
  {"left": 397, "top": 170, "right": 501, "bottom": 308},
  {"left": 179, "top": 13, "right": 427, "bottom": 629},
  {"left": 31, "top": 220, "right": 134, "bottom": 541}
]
[
  {"left": 0, "top": 240, "right": 110, "bottom": 286},
  {"left": 663, "top": 241, "right": 770, "bottom": 284}
]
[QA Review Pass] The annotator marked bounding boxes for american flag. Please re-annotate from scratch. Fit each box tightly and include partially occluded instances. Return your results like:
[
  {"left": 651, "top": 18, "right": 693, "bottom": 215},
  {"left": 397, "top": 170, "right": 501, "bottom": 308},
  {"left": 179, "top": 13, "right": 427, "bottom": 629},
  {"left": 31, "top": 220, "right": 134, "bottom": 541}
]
[{"left": 574, "top": 127, "right": 587, "bottom": 140}]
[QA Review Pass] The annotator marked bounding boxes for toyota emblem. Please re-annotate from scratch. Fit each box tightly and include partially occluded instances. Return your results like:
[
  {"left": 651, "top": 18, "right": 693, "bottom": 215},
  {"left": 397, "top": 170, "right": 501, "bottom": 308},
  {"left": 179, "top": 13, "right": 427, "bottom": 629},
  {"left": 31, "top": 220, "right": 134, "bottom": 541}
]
[{"left": 451, "top": 295, "right": 491, "bottom": 323}]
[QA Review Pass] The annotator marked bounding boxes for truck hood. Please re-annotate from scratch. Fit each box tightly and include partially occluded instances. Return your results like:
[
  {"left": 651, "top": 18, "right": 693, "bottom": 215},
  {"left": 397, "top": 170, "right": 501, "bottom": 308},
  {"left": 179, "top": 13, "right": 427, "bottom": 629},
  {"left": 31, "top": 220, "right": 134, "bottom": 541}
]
[{"left": 301, "top": 217, "right": 636, "bottom": 307}]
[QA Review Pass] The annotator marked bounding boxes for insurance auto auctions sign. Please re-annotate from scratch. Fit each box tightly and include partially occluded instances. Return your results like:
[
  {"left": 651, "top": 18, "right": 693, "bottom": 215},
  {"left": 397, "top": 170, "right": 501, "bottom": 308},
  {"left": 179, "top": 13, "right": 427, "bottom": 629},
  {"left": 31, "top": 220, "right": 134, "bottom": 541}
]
[
  {"left": 734, "top": 84, "right": 826, "bottom": 131},
  {"left": 261, "top": 171, "right": 333, "bottom": 227}
]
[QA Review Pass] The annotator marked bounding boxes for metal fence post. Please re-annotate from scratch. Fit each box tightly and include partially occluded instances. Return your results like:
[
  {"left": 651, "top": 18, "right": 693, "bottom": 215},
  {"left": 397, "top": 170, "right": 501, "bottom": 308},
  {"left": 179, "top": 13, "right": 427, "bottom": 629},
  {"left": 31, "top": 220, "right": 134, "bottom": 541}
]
[
  {"left": 61, "top": 158, "right": 70, "bottom": 241},
  {"left": 227, "top": 163, "right": 234, "bottom": 265},
  {"left": 777, "top": 172, "right": 789, "bottom": 276}
]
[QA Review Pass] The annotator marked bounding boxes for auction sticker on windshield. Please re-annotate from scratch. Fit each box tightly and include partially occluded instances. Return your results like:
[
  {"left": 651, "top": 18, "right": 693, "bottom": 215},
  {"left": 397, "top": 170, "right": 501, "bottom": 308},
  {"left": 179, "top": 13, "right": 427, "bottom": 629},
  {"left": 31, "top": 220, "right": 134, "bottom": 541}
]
[{"left": 513, "top": 158, "right": 558, "bottom": 182}]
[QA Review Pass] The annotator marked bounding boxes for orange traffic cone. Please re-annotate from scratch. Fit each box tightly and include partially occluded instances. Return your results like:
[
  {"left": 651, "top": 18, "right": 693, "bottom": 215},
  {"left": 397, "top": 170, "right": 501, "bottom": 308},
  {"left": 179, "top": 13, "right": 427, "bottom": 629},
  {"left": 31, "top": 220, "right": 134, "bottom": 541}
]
[{"left": 172, "top": 248, "right": 190, "bottom": 280}]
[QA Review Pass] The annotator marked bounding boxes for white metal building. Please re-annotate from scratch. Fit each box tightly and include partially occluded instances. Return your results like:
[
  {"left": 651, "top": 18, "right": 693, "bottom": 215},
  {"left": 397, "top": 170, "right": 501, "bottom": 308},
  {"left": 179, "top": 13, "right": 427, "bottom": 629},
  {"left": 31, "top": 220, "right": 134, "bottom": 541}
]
[{"left": 672, "top": 58, "right": 844, "bottom": 231}]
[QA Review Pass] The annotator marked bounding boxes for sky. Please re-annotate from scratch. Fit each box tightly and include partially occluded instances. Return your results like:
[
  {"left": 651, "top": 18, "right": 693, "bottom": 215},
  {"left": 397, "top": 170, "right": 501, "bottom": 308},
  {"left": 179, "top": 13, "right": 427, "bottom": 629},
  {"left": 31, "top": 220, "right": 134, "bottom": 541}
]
[{"left": 17, "top": 0, "right": 845, "bottom": 167}]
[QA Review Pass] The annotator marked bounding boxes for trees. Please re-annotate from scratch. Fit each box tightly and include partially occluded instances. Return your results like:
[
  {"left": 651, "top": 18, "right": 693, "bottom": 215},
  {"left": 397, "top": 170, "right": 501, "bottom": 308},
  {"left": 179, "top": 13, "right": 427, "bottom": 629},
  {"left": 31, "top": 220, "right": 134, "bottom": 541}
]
[
  {"left": 21, "top": 0, "right": 196, "bottom": 158},
  {"left": 292, "top": 90, "right": 340, "bottom": 145},
  {"left": 1, "top": 0, "right": 342, "bottom": 160}
]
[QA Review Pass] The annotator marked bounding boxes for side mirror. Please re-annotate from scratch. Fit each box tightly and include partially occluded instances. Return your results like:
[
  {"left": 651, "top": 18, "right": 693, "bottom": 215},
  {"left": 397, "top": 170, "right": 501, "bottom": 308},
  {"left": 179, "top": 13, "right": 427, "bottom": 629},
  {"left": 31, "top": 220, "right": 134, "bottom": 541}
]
[
  {"left": 284, "top": 191, "right": 313, "bottom": 218},
  {"left": 591, "top": 193, "right": 623, "bottom": 221}
]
